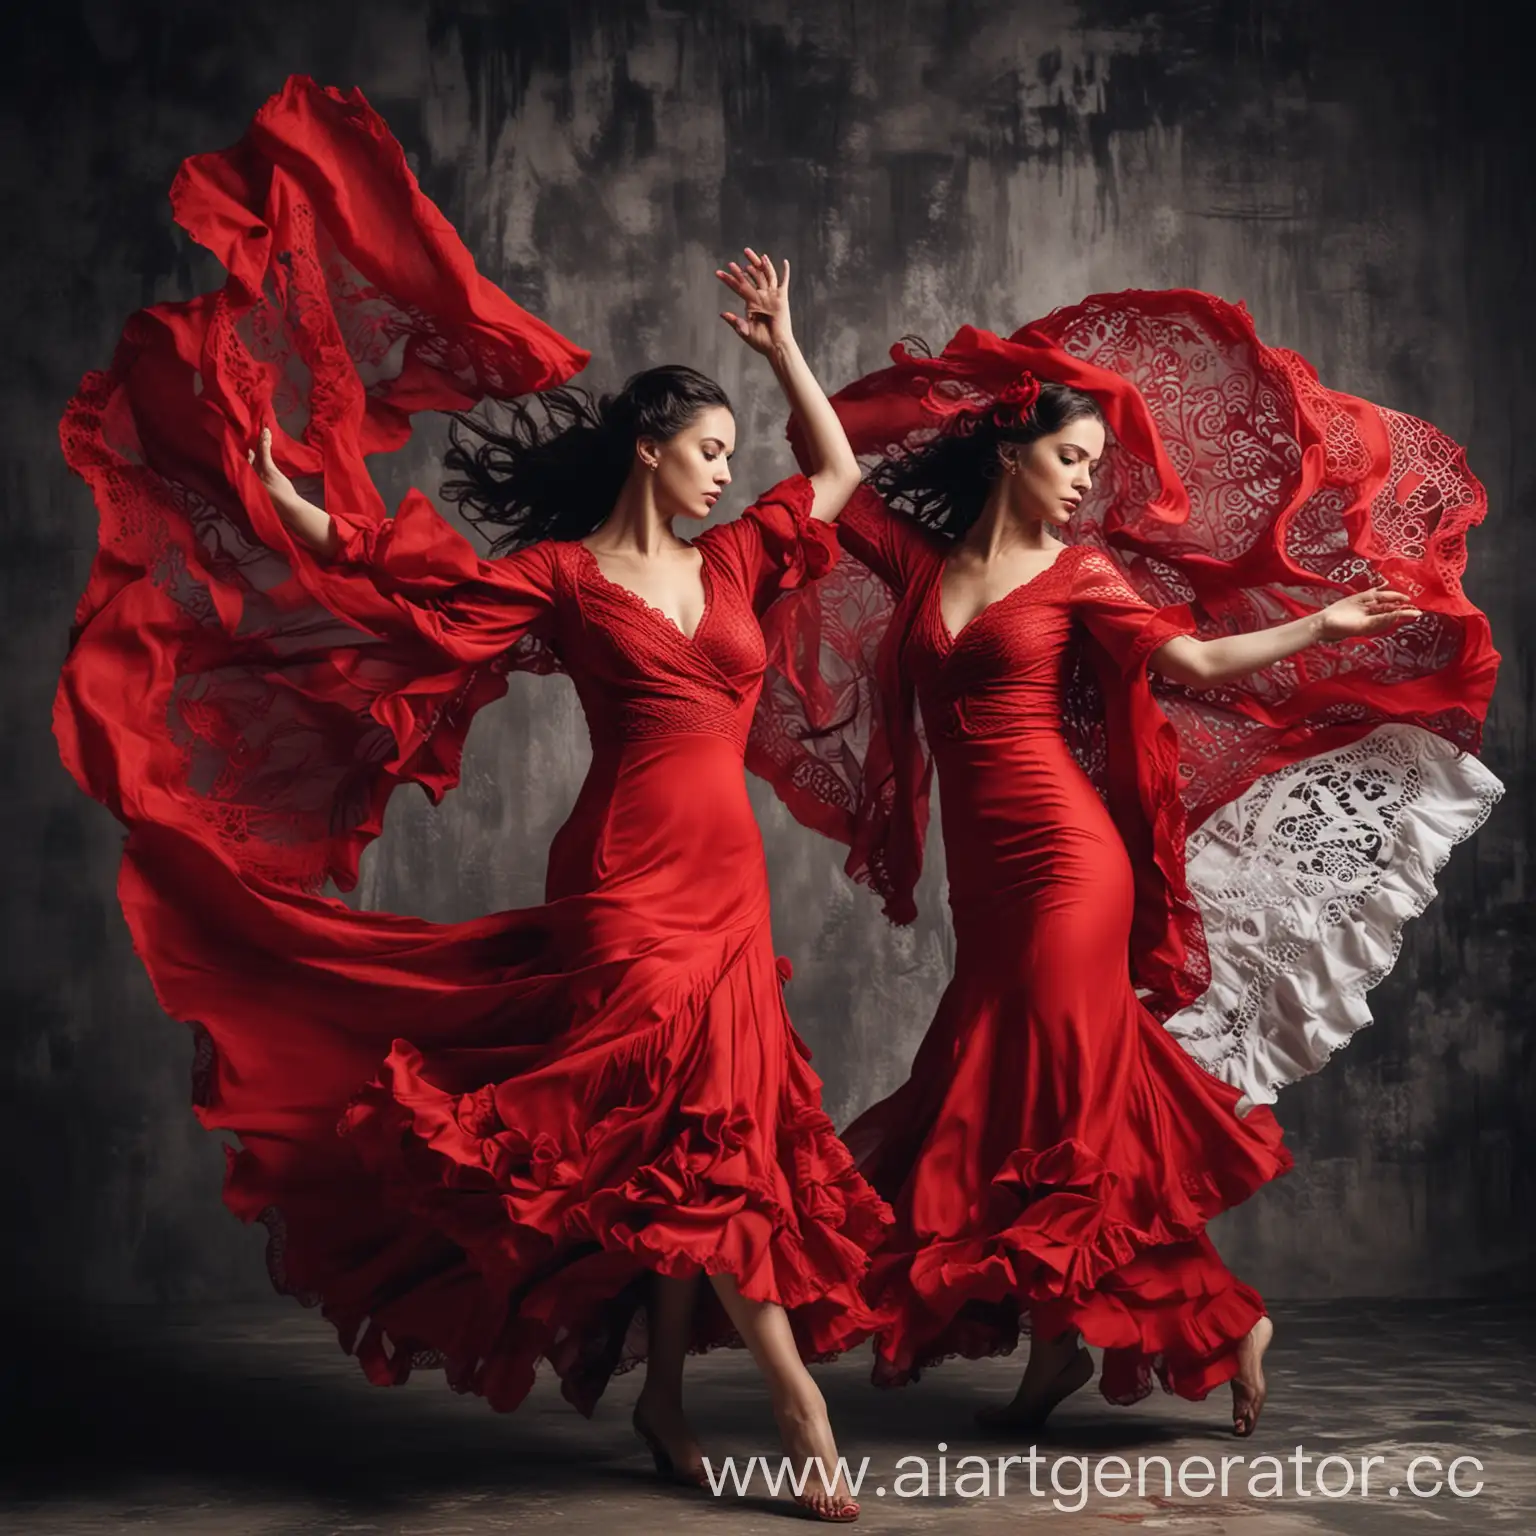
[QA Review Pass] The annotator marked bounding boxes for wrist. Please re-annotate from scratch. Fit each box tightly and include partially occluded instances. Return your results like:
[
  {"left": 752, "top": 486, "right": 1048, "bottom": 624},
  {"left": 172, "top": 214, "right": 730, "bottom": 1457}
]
[{"left": 766, "top": 333, "right": 800, "bottom": 368}]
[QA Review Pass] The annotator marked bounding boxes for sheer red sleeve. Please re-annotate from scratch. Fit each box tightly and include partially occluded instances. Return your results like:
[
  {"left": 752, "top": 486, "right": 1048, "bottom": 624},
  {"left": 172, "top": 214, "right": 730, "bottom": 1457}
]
[
  {"left": 324, "top": 493, "right": 558, "bottom": 664},
  {"left": 746, "top": 487, "right": 936, "bottom": 921},
  {"left": 835, "top": 485, "right": 931, "bottom": 593}
]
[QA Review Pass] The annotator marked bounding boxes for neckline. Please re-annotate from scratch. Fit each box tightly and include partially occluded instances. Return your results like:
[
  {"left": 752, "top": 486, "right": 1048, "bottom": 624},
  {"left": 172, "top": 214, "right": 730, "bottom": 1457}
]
[
  {"left": 935, "top": 544, "right": 1076, "bottom": 646},
  {"left": 574, "top": 542, "right": 712, "bottom": 644}
]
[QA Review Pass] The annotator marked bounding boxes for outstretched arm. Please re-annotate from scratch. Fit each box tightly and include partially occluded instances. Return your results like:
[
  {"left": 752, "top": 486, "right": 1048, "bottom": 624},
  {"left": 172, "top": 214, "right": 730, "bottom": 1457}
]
[
  {"left": 1151, "top": 588, "right": 1423, "bottom": 687},
  {"left": 248, "top": 428, "right": 341, "bottom": 557},
  {"left": 717, "top": 248, "right": 860, "bottom": 523}
]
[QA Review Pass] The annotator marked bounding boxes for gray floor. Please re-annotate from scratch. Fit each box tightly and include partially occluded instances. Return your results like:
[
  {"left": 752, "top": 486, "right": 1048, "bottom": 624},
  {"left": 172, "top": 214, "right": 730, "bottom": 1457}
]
[{"left": 1, "top": 1300, "right": 1531, "bottom": 1533}]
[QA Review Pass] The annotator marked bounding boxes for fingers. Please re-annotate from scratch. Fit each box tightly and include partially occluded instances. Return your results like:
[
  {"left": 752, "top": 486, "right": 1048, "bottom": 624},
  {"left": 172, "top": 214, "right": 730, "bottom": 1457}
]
[
  {"left": 714, "top": 267, "right": 751, "bottom": 302},
  {"left": 740, "top": 245, "right": 774, "bottom": 290},
  {"left": 739, "top": 247, "right": 781, "bottom": 292},
  {"left": 715, "top": 248, "right": 787, "bottom": 319},
  {"left": 248, "top": 425, "right": 275, "bottom": 475},
  {"left": 1359, "top": 607, "right": 1423, "bottom": 633},
  {"left": 743, "top": 247, "right": 775, "bottom": 289}
]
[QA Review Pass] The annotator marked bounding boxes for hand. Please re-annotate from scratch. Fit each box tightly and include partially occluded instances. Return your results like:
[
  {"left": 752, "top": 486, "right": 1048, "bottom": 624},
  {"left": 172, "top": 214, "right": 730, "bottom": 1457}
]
[
  {"left": 1318, "top": 587, "right": 1423, "bottom": 639},
  {"left": 247, "top": 426, "right": 297, "bottom": 505},
  {"left": 716, "top": 247, "right": 794, "bottom": 356}
]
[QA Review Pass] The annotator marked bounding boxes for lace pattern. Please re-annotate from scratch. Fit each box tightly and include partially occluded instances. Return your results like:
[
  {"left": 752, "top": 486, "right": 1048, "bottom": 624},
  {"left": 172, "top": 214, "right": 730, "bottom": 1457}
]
[
  {"left": 753, "top": 291, "right": 1497, "bottom": 1035},
  {"left": 1040, "top": 295, "right": 1494, "bottom": 823},
  {"left": 1167, "top": 724, "right": 1504, "bottom": 1104},
  {"left": 57, "top": 78, "right": 585, "bottom": 893}
]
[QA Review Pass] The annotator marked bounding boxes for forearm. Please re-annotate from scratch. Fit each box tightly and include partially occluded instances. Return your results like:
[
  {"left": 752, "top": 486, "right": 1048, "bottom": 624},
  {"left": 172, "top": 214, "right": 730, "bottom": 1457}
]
[
  {"left": 1153, "top": 611, "right": 1327, "bottom": 687},
  {"left": 765, "top": 335, "right": 860, "bottom": 521},
  {"left": 269, "top": 483, "right": 341, "bottom": 559}
]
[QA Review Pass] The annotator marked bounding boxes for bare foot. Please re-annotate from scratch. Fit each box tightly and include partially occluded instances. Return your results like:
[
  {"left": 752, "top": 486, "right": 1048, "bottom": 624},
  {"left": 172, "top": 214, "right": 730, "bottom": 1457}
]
[
  {"left": 633, "top": 1390, "right": 708, "bottom": 1487},
  {"left": 773, "top": 1384, "right": 859, "bottom": 1522},
  {"left": 975, "top": 1344, "right": 1095, "bottom": 1432},
  {"left": 1231, "top": 1315, "right": 1274, "bottom": 1437}
]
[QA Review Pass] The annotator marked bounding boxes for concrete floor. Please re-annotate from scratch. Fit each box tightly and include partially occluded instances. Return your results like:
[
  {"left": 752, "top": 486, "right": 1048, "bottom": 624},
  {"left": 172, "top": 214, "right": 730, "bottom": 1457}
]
[{"left": 1, "top": 1300, "right": 1531, "bottom": 1534}]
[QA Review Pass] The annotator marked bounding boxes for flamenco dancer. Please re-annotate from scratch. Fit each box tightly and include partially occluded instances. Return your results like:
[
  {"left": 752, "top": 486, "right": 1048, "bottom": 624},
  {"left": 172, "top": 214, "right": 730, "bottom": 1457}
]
[
  {"left": 55, "top": 77, "right": 877, "bottom": 1520},
  {"left": 749, "top": 297, "right": 1501, "bottom": 1436}
]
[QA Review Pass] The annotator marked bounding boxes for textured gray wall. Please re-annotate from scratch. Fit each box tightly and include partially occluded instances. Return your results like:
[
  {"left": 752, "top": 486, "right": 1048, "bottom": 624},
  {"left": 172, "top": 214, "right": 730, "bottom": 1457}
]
[{"left": 3, "top": 0, "right": 1530, "bottom": 1306}]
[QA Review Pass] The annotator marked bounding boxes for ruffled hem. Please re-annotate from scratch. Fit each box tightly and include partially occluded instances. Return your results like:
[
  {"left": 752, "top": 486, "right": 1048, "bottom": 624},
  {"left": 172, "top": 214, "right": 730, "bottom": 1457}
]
[
  {"left": 865, "top": 1127, "right": 1287, "bottom": 1403},
  {"left": 1169, "top": 724, "right": 1506, "bottom": 1104},
  {"left": 327, "top": 956, "right": 891, "bottom": 1415}
]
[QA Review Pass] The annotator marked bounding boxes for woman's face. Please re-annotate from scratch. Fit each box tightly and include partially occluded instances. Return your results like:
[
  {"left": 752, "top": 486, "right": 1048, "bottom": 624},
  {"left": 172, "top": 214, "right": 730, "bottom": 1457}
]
[
  {"left": 1006, "top": 416, "right": 1106, "bottom": 527},
  {"left": 641, "top": 406, "right": 736, "bottom": 522}
]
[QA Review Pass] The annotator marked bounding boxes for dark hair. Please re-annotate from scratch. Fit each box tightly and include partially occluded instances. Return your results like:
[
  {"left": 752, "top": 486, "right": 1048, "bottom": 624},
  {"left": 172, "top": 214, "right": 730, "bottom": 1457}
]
[
  {"left": 442, "top": 364, "right": 733, "bottom": 552},
  {"left": 868, "top": 350, "right": 1104, "bottom": 542}
]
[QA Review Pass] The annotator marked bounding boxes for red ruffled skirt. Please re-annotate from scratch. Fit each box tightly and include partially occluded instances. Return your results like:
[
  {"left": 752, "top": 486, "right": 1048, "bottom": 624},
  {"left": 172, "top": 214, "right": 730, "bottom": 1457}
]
[{"left": 846, "top": 727, "right": 1291, "bottom": 1405}]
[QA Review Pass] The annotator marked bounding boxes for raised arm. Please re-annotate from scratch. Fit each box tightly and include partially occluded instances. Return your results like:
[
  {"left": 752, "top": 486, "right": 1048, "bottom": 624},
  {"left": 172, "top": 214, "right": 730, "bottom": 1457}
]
[
  {"left": 1151, "top": 588, "right": 1423, "bottom": 687},
  {"left": 246, "top": 426, "right": 557, "bottom": 665},
  {"left": 717, "top": 248, "right": 860, "bottom": 523},
  {"left": 249, "top": 428, "right": 341, "bottom": 557}
]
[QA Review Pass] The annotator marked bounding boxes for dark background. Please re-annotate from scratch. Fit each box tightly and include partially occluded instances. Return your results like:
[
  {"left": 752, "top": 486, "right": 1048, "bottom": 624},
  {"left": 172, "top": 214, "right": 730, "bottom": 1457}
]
[{"left": 2, "top": 0, "right": 1530, "bottom": 1310}]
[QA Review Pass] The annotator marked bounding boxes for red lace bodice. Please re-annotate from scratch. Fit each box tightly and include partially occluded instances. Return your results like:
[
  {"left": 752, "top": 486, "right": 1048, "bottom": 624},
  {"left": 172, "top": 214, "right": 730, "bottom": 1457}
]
[
  {"left": 326, "top": 474, "right": 836, "bottom": 757},
  {"left": 893, "top": 544, "right": 1192, "bottom": 746}
]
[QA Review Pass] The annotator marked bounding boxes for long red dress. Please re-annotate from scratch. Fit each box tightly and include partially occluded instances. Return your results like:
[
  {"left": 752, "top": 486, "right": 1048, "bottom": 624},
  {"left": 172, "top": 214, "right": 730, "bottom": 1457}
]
[
  {"left": 747, "top": 296, "right": 1501, "bottom": 1402},
  {"left": 828, "top": 513, "right": 1289, "bottom": 1401},
  {"left": 53, "top": 75, "right": 889, "bottom": 1415}
]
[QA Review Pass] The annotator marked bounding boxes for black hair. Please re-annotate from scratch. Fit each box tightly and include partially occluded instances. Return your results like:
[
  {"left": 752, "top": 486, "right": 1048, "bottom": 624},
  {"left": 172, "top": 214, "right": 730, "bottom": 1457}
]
[
  {"left": 442, "top": 364, "right": 733, "bottom": 552},
  {"left": 868, "top": 348, "right": 1104, "bottom": 542}
]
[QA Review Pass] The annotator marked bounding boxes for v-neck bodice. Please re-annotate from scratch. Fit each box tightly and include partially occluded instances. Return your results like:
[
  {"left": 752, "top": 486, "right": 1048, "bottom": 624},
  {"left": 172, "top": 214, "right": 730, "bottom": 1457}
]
[
  {"left": 935, "top": 550, "right": 1072, "bottom": 647},
  {"left": 548, "top": 529, "right": 772, "bottom": 752},
  {"left": 574, "top": 543, "right": 714, "bottom": 646},
  {"left": 908, "top": 544, "right": 1089, "bottom": 742},
  {"left": 322, "top": 475, "right": 836, "bottom": 759}
]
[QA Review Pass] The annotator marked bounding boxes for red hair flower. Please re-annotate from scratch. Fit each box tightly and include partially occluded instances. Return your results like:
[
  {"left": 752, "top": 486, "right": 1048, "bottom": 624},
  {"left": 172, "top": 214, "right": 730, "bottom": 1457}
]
[
  {"left": 923, "top": 369, "right": 1042, "bottom": 436},
  {"left": 989, "top": 371, "right": 1042, "bottom": 423}
]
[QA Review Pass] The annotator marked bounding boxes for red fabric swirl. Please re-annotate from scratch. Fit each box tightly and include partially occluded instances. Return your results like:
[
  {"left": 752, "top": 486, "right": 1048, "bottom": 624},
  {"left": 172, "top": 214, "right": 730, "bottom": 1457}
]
[{"left": 53, "top": 75, "right": 891, "bottom": 1417}]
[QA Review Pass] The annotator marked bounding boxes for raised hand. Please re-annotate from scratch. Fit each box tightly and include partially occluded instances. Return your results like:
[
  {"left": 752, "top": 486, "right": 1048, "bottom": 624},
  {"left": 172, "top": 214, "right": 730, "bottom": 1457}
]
[
  {"left": 1318, "top": 587, "right": 1423, "bottom": 638},
  {"left": 247, "top": 427, "right": 298, "bottom": 504},
  {"left": 246, "top": 426, "right": 338, "bottom": 557},
  {"left": 716, "top": 247, "right": 793, "bottom": 356}
]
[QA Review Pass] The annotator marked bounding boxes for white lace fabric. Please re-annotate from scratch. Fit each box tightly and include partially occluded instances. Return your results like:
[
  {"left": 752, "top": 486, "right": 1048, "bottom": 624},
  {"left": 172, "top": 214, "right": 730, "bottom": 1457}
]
[{"left": 1164, "top": 724, "right": 1504, "bottom": 1106}]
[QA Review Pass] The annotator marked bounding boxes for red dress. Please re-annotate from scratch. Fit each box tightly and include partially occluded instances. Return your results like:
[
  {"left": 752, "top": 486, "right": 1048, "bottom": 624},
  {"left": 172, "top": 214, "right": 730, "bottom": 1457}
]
[
  {"left": 53, "top": 75, "right": 889, "bottom": 1415},
  {"left": 748, "top": 295, "right": 1501, "bottom": 1401},
  {"left": 831, "top": 511, "right": 1289, "bottom": 1401}
]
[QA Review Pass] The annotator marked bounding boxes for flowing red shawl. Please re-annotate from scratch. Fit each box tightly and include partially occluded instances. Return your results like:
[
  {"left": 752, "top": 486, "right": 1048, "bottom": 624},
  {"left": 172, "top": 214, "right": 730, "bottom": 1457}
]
[{"left": 751, "top": 293, "right": 1497, "bottom": 1019}]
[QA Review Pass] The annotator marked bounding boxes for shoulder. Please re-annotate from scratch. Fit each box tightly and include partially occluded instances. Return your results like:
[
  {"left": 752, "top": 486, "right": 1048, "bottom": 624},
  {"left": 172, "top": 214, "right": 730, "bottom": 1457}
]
[
  {"left": 487, "top": 536, "right": 569, "bottom": 593},
  {"left": 696, "top": 474, "right": 835, "bottom": 590},
  {"left": 1068, "top": 545, "right": 1142, "bottom": 601},
  {"left": 839, "top": 484, "right": 944, "bottom": 586},
  {"left": 696, "top": 474, "right": 815, "bottom": 554}
]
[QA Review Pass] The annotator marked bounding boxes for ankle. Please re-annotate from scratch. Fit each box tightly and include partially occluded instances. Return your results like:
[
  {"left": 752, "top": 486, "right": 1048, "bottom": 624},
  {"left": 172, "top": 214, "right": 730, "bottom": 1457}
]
[
  {"left": 773, "top": 1382, "right": 827, "bottom": 1422},
  {"left": 635, "top": 1387, "right": 685, "bottom": 1418}
]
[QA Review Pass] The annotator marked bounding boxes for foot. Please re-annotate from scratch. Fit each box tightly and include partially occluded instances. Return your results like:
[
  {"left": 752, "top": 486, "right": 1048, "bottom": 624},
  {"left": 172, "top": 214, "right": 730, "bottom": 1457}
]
[
  {"left": 1231, "top": 1315, "right": 1274, "bottom": 1437},
  {"left": 633, "top": 1390, "right": 708, "bottom": 1488},
  {"left": 975, "top": 1344, "right": 1095, "bottom": 1432},
  {"left": 773, "top": 1385, "right": 859, "bottom": 1522}
]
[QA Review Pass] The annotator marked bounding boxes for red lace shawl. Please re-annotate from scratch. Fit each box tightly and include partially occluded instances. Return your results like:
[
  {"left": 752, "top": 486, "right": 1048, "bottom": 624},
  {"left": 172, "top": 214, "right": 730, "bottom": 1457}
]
[{"left": 748, "top": 291, "right": 1497, "bottom": 1019}]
